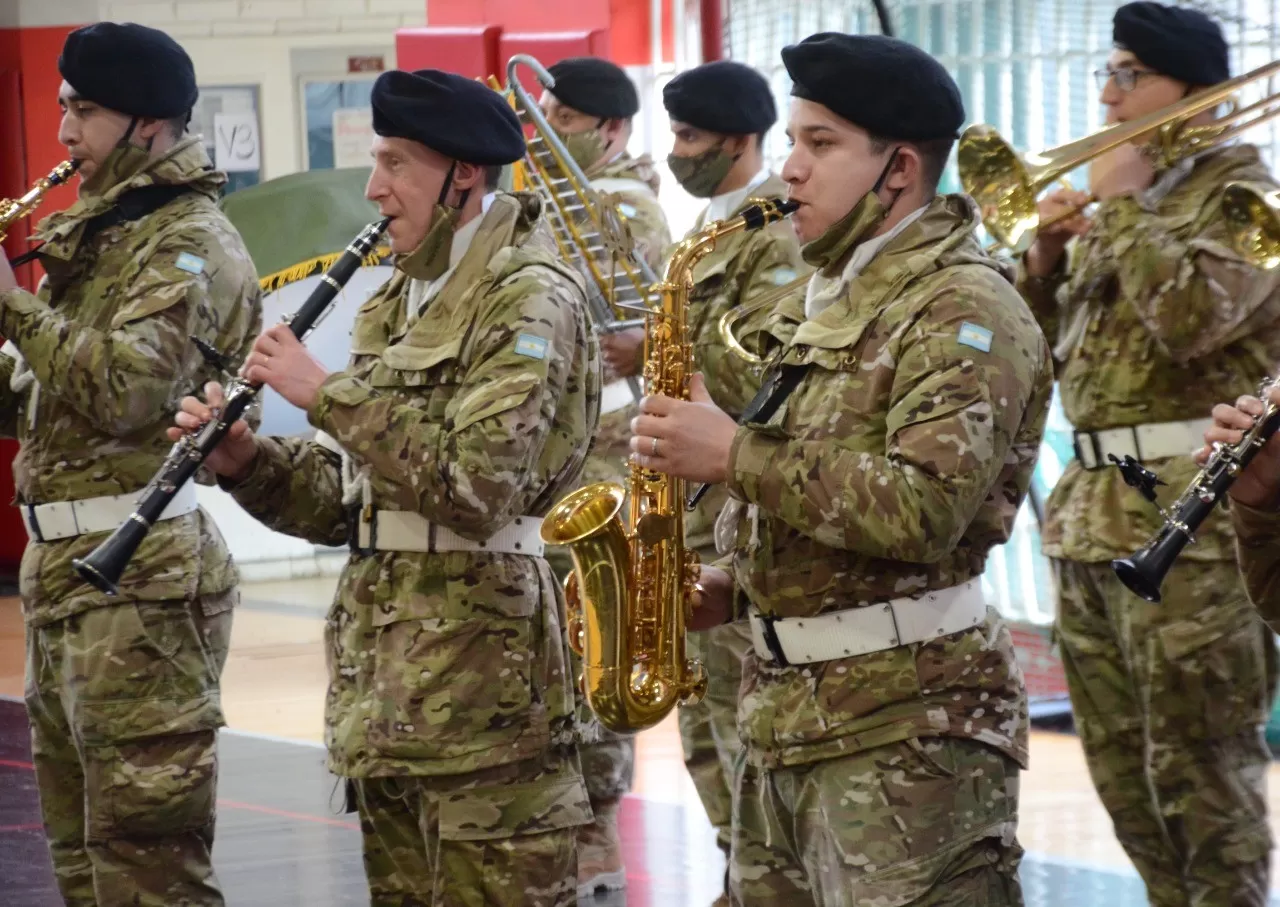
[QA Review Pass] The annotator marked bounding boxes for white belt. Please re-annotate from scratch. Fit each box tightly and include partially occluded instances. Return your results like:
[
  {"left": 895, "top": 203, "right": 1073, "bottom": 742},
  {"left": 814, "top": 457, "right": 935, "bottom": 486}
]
[
  {"left": 1073, "top": 418, "right": 1210, "bottom": 470},
  {"left": 21, "top": 482, "right": 198, "bottom": 542},
  {"left": 355, "top": 509, "right": 545, "bottom": 556},
  {"left": 748, "top": 579, "right": 988, "bottom": 666}
]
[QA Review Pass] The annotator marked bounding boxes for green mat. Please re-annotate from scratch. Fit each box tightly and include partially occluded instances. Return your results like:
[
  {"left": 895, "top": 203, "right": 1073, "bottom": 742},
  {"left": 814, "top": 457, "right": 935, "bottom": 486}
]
[{"left": 219, "top": 167, "right": 387, "bottom": 288}]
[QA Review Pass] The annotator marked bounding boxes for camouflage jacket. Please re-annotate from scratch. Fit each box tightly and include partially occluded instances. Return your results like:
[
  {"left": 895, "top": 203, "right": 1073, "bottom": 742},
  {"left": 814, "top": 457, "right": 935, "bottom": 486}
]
[
  {"left": 685, "top": 172, "right": 808, "bottom": 557},
  {"left": 225, "top": 192, "right": 602, "bottom": 779},
  {"left": 0, "top": 138, "right": 261, "bottom": 626},
  {"left": 587, "top": 151, "right": 670, "bottom": 274},
  {"left": 720, "top": 194, "right": 1054, "bottom": 769},
  {"left": 1017, "top": 145, "right": 1280, "bottom": 563},
  {"left": 1232, "top": 501, "right": 1280, "bottom": 628}
]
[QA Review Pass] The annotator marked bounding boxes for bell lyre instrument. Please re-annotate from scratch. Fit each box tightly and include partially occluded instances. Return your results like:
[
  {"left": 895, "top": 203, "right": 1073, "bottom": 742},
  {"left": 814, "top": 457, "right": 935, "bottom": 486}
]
[
  {"left": 540, "top": 197, "right": 799, "bottom": 734},
  {"left": 71, "top": 218, "right": 390, "bottom": 595},
  {"left": 959, "top": 57, "right": 1280, "bottom": 253},
  {"left": 1111, "top": 180, "right": 1280, "bottom": 602},
  {"left": 1, "top": 160, "right": 80, "bottom": 243}
]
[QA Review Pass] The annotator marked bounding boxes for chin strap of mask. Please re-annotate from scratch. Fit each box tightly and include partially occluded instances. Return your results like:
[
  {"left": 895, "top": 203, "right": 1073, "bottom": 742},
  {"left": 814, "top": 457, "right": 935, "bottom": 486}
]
[
  {"left": 872, "top": 146, "right": 903, "bottom": 212},
  {"left": 438, "top": 161, "right": 472, "bottom": 210}
]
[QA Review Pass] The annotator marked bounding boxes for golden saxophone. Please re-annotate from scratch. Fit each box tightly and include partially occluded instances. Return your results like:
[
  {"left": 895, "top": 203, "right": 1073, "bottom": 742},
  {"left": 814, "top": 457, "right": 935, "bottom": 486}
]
[
  {"left": 540, "top": 196, "right": 799, "bottom": 734},
  {"left": 1, "top": 160, "right": 80, "bottom": 244}
]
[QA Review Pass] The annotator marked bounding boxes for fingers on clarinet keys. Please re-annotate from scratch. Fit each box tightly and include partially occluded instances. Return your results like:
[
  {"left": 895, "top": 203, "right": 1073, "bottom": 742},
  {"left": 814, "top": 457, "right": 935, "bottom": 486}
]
[{"left": 1109, "top": 454, "right": 1166, "bottom": 503}]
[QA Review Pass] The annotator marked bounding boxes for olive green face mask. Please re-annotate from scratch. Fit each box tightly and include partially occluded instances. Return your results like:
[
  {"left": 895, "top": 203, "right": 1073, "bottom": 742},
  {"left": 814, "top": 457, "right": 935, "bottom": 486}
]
[
  {"left": 554, "top": 126, "right": 608, "bottom": 173},
  {"left": 399, "top": 204, "right": 460, "bottom": 282},
  {"left": 667, "top": 144, "right": 737, "bottom": 198},
  {"left": 800, "top": 147, "right": 901, "bottom": 274}
]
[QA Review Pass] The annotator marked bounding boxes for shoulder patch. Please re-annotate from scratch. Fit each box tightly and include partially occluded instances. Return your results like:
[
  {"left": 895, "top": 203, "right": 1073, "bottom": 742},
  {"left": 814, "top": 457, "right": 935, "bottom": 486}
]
[
  {"left": 514, "top": 333, "right": 550, "bottom": 360},
  {"left": 957, "top": 321, "right": 993, "bottom": 353},
  {"left": 618, "top": 202, "right": 638, "bottom": 219},
  {"left": 770, "top": 267, "right": 797, "bottom": 285},
  {"left": 175, "top": 252, "right": 206, "bottom": 275}
]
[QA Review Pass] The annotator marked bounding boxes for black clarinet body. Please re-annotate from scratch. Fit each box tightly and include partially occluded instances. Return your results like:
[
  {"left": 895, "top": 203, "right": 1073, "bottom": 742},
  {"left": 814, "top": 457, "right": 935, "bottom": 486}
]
[
  {"left": 72, "top": 218, "right": 390, "bottom": 595},
  {"left": 1112, "top": 383, "right": 1280, "bottom": 603}
]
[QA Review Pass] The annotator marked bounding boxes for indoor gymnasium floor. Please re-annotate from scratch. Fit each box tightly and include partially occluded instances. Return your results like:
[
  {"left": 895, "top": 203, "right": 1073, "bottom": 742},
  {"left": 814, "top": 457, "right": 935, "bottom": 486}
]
[{"left": 3, "top": 577, "right": 1280, "bottom": 906}]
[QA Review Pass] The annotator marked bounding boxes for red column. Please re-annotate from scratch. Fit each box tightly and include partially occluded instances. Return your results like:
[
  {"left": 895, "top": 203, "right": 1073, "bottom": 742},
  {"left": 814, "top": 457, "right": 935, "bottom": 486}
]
[{"left": 0, "top": 24, "right": 83, "bottom": 576}]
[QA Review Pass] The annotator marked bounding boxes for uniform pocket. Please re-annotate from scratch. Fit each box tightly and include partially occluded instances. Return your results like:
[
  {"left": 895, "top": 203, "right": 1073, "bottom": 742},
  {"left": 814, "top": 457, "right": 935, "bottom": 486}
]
[
  {"left": 366, "top": 578, "right": 546, "bottom": 765},
  {"left": 1157, "top": 606, "right": 1270, "bottom": 740}
]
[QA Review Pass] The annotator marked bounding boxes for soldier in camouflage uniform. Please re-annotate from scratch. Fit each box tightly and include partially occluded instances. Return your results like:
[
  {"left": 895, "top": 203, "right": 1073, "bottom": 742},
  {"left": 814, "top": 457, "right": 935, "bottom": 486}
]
[
  {"left": 1203, "top": 388, "right": 1280, "bottom": 624},
  {"left": 537, "top": 58, "right": 673, "bottom": 897},
  {"left": 628, "top": 33, "right": 1053, "bottom": 905},
  {"left": 173, "top": 69, "right": 598, "bottom": 906},
  {"left": 597, "top": 60, "right": 808, "bottom": 901},
  {"left": 1018, "top": 5, "right": 1280, "bottom": 904},
  {"left": 0, "top": 23, "right": 261, "bottom": 907}
]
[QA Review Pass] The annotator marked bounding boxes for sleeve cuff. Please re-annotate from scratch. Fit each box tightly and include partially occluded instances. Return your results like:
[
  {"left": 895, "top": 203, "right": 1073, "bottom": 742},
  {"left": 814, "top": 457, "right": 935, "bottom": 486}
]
[
  {"left": 217, "top": 435, "right": 287, "bottom": 500},
  {"left": 307, "top": 372, "right": 375, "bottom": 439},
  {"left": 0, "top": 287, "right": 42, "bottom": 336},
  {"left": 726, "top": 424, "right": 785, "bottom": 503},
  {"left": 1231, "top": 497, "right": 1280, "bottom": 547}
]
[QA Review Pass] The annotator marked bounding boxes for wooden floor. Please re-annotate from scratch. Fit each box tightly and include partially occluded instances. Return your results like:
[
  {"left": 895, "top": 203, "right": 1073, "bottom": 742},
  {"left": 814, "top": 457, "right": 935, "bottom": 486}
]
[{"left": 4, "top": 583, "right": 1280, "bottom": 905}]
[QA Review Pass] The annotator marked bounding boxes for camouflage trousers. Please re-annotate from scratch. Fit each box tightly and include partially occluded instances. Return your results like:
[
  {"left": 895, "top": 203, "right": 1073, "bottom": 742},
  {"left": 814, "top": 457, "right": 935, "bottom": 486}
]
[
  {"left": 679, "top": 619, "right": 751, "bottom": 860},
  {"left": 24, "top": 592, "right": 235, "bottom": 907},
  {"left": 732, "top": 737, "right": 1024, "bottom": 906},
  {"left": 1054, "top": 558, "right": 1278, "bottom": 907},
  {"left": 354, "top": 745, "right": 590, "bottom": 906}
]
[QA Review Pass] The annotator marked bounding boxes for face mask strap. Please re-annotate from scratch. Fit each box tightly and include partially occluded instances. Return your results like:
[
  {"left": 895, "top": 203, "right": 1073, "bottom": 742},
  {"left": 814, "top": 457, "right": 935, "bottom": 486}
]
[
  {"left": 872, "top": 145, "right": 905, "bottom": 213},
  {"left": 437, "top": 160, "right": 466, "bottom": 208}
]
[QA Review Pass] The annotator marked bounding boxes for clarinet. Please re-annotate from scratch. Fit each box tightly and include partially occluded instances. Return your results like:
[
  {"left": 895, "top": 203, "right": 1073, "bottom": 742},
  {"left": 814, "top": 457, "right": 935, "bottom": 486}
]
[
  {"left": 1111, "top": 375, "right": 1280, "bottom": 603},
  {"left": 72, "top": 217, "right": 390, "bottom": 595}
]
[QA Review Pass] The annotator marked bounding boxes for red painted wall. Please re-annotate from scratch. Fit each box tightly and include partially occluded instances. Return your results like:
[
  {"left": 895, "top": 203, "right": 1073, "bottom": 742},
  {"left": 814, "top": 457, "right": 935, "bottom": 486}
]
[
  {"left": 0, "top": 24, "right": 83, "bottom": 573},
  {"left": 425, "top": 0, "right": 674, "bottom": 67}
]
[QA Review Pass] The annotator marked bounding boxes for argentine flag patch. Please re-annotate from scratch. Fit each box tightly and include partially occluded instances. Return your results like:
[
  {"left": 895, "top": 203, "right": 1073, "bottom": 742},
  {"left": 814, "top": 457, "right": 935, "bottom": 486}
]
[
  {"left": 175, "top": 252, "right": 205, "bottom": 275},
  {"left": 514, "top": 333, "right": 549, "bottom": 360},
  {"left": 957, "top": 322, "right": 993, "bottom": 353}
]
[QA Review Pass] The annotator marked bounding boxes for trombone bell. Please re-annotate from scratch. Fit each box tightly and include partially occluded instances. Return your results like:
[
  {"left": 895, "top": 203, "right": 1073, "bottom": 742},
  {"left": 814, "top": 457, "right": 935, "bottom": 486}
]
[
  {"left": 1222, "top": 180, "right": 1280, "bottom": 271},
  {"left": 958, "top": 125, "right": 1043, "bottom": 253}
]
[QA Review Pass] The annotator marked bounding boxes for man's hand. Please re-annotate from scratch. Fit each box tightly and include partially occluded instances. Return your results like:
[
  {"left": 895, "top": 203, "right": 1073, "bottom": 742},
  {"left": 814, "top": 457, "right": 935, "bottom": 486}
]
[
  {"left": 1090, "top": 142, "right": 1156, "bottom": 200},
  {"left": 629, "top": 374, "right": 738, "bottom": 484},
  {"left": 1196, "top": 387, "right": 1280, "bottom": 510},
  {"left": 1024, "top": 188, "right": 1092, "bottom": 278},
  {"left": 600, "top": 326, "right": 645, "bottom": 379},
  {"left": 241, "top": 323, "right": 329, "bottom": 411},
  {"left": 0, "top": 253, "right": 18, "bottom": 295},
  {"left": 690, "top": 565, "right": 734, "bottom": 631},
  {"left": 167, "top": 381, "right": 260, "bottom": 484}
]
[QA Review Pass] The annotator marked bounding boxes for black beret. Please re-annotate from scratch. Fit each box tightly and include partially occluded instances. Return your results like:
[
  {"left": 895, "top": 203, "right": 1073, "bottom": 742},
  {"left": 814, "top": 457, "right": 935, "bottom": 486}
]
[
  {"left": 782, "top": 33, "right": 964, "bottom": 142},
  {"left": 545, "top": 57, "right": 640, "bottom": 119},
  {"left": 1113, "top": 2, "right": 1229, "bottom": 86},
  {"left": 58, "top": 22, "right": 197, "bottom": 119},
  {"left": 371, "top": 69, "right": 526, "bottom": 166},
  {"left": 662, "top": 60, "right": 777, "bottom": 135}
]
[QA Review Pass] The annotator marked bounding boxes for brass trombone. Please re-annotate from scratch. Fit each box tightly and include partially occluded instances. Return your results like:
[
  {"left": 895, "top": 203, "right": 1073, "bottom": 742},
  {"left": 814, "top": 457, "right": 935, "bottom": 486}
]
[
  {"left": 960, "top": 57, "right": 1280, "bottom": 253},
  {"left": 1222, "top": 180, "right": 1280, "bottom": 270}
]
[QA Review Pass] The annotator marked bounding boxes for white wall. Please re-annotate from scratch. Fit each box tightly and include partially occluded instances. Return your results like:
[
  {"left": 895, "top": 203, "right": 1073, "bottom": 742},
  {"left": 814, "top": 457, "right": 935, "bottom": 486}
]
[{"left": 13, "top": 0, "right": 427, "bottom": 179}]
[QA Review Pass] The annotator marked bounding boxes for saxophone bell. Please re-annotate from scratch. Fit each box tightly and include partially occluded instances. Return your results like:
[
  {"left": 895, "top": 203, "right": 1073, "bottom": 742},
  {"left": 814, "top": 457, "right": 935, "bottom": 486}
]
[{"left": 541, "top": 196, "right": 797, "bottom": 734}]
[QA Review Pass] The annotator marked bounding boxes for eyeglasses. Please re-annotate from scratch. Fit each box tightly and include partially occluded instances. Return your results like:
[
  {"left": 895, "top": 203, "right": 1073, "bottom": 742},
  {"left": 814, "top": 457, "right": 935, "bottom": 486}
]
[{"left": 1093, "top": 66, "right": 1160, "bottom": 92}]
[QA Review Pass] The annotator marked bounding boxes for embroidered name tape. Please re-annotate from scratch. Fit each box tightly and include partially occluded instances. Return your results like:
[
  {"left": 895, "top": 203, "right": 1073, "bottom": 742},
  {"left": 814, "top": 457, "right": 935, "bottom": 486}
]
[
  {"left": 175, "top": 252, "right": 206, "bottom": 275},
  {"left": 957, "top": 322, "right": 993, "bottom": 352},
  {"left": 514, "top": 333, "right": 549, "bottom": 360}
]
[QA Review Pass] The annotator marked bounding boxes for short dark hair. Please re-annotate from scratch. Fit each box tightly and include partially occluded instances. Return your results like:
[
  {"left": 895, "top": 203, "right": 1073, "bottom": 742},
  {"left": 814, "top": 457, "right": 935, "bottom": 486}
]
[
  {"left": 484, "top": 164, "right": 503, "bottom": 190},
  {"left": 868, "top": 133, "right": 954, "bottom": 195},
  {"left": 164, "top": 111, "right": 189, "bottom": 140}
]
